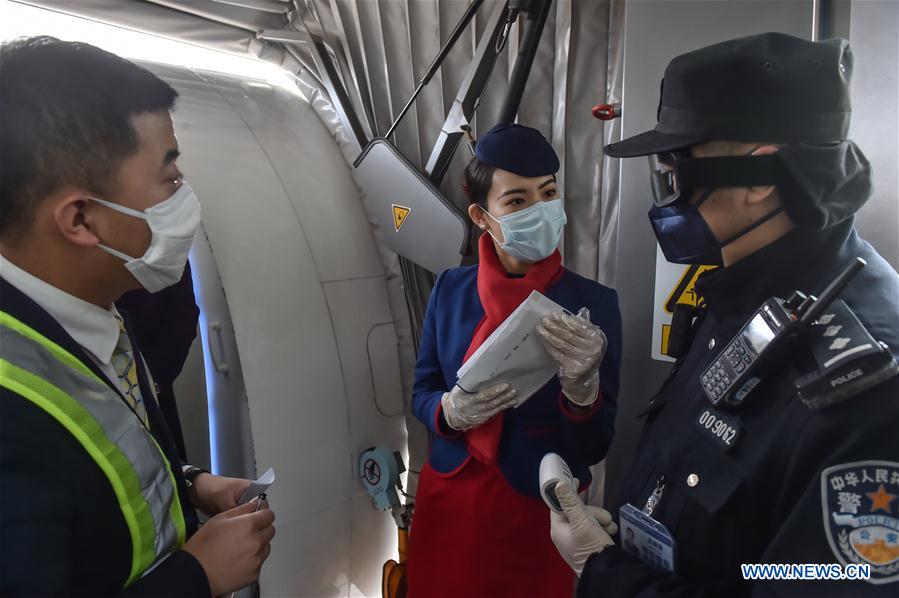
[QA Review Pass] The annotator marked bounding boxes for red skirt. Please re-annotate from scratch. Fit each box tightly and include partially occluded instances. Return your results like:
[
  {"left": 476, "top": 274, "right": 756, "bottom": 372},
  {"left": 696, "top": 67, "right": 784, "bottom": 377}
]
[{"left": 406, "top": 458, "right": 574, "bottom": 598}]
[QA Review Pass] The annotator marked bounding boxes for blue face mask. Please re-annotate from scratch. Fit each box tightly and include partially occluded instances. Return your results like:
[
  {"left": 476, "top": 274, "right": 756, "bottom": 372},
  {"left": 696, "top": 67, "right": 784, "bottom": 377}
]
[
  {"left": 649, "top": 189, "right": 784, "bottom": 265},
  {"left": 649, "top": 189, "right": 722, "bottom": 265},
  {"left": 483, "top": 198, "right": 567, "bottom": 263}
]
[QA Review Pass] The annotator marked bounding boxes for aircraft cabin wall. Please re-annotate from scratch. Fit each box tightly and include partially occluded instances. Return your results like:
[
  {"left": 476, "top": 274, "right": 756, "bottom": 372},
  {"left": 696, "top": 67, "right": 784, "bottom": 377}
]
[
  {"left": 848, "top": 0, "right": 899, "bottom": 270},
  {"left": 144, "top": 62, "right": 408, "bottom": 597}
]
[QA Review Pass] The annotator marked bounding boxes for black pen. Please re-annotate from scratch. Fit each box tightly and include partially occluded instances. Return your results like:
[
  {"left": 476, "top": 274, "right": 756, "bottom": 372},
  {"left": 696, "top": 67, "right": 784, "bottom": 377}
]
[{"left": 254, "top": 492, "right": 266, "bottom": 512}]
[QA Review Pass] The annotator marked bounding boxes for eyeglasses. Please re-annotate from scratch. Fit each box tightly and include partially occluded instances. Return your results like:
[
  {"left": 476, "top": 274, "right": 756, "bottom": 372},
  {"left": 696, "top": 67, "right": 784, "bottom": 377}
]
[
  {"left": 648, "top": 147, "right": 775, "bottom": 207},
  {"left": 647, "top": 149, "right": 692, "bottom": 207}
]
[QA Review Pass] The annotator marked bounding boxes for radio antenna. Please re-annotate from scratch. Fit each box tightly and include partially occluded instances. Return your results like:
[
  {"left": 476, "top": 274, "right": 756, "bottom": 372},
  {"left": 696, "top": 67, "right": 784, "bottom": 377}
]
[{"left": 799, "top": 257, "right": 866, "bottom": 325}]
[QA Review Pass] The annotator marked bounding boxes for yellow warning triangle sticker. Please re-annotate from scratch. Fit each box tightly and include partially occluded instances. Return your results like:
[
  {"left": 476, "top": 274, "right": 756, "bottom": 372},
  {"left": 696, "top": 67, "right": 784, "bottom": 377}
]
[
  {"left": 392, "top": 204, "right": 411, "bottom": 232},
  {"left": 664, "top": 264, "right": 717, "bottom": 313},
  {"left": 661, "top": 323, "right": 673, "bottom": 356}
]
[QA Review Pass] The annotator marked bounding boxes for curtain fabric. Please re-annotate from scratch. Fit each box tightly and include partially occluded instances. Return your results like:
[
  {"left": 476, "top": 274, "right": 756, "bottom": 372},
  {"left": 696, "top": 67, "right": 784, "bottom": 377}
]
[{"left": 294, "top": 0, "right": 624, "bottom": 283}]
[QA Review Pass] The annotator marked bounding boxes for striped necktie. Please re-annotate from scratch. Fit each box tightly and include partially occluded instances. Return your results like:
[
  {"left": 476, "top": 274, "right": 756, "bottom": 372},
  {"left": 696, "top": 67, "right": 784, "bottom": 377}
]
[{"left": 111, "top": 317, "right": 149, "bottom": 427}]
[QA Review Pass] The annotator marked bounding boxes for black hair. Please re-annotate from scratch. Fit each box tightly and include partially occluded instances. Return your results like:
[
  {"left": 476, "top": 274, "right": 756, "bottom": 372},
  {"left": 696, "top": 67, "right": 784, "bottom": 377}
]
[
  {"left": 463, "top": 157, "right": 496, "bottom": 206},
  {"left": 0, "top": 36, "right": 179, "bottom": 240},
  {"left": 463, "top": 156, "right": 558, "bottom": 207}
]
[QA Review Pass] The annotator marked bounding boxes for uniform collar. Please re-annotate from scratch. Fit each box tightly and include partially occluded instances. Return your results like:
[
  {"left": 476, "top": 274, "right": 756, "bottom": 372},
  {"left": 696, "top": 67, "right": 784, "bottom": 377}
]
[
  {"left": 0, "top": 254, "right": 121, "bottom": 365},
  {"left": 695, "top": 217, "right": 854, "bottom": 317}
]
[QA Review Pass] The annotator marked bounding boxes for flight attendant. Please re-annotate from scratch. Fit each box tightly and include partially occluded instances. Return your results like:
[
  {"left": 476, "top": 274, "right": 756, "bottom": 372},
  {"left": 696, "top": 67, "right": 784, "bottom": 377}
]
[{"left": 407, "top": 124, "right": 622, "bottom": 598}]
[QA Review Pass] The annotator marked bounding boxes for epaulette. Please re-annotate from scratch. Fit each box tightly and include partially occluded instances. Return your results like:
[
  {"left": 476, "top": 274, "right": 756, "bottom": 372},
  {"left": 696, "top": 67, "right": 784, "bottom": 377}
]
[{"left": 794, "top": 299, "right": 899, "bottom": 410}]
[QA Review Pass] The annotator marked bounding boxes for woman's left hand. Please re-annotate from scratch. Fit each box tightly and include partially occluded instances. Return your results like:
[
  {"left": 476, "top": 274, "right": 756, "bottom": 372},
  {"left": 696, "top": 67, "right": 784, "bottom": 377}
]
[{"left": 537, "top": 308, "right": 607, "bottom": 406}]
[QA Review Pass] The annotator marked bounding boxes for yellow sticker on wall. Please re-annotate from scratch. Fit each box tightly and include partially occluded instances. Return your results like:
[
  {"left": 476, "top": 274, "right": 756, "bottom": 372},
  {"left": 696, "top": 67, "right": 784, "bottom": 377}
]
[
  {"left": 392, "top": 204, "right": 411, "bottom": 232},
  {"left": 664, "top": 264, "right": 717, "bottom": 313},
  {"left": 661, "top": 324, "right": 672, "bottom": 356}
]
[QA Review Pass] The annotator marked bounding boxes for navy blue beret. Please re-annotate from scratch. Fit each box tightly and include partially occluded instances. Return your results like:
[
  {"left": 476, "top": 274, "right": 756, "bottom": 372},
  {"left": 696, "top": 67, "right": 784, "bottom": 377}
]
[{"left": 475, "top": 124, "right": 560, "bottom": 177}]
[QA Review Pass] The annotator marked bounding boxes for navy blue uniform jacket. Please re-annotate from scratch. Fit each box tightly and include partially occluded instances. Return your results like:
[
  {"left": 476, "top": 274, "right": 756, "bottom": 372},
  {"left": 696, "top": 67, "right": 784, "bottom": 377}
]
[
  {"left": 412, "top": 264, "right": 623, "bottom": 497},
  {"left": 579, "top": 220, "right": 899, "bottom": 596}
]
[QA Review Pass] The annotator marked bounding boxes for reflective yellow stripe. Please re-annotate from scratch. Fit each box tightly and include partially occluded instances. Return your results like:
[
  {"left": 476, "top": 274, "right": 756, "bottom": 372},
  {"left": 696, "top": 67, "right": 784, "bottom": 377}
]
[
  {"left": 154, "top": 434, "right": 187, "bottom": 548},
  {"left": 0, "top": 360, "right": 154, "bottom": 585},
  {"left": 0, "top": 312, "right": 99, "bottom": 382}
]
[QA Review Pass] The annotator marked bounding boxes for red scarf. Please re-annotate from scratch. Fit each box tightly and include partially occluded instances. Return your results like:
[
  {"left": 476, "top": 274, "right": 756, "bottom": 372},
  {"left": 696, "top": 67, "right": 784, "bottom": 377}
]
[{"left": 463, "top": 233, "right": 564, "bottom": 464}]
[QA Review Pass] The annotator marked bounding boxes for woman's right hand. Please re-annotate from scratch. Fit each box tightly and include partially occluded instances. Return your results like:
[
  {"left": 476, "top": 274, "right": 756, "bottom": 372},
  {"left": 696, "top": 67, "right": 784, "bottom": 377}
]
[{"left": 440, "top": 382, "right": 518, "bottom": 431}]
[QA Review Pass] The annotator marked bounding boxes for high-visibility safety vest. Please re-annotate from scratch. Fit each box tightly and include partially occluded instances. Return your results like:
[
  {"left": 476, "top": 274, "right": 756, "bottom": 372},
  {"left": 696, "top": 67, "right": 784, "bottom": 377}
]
[{"left": 0, "top": 311, "right": 186, "bottom": 587}]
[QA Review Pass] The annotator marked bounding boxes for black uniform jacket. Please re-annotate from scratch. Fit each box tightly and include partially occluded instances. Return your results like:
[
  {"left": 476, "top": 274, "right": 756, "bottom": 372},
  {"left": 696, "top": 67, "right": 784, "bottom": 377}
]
[
  {"left": 580, "top": 219, "right": 899, "bottom": 597},
  {"left": 0, "top": 277, "right": 210, "bottom": 597},
  {"left": 116, "top": 263, "right": 200, "bottom": 462}
]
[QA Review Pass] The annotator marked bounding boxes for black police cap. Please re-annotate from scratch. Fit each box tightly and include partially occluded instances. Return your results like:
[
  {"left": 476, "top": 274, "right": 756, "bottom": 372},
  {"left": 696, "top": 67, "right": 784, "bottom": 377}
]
[
  {"left": 475, "top": 123, "right": 560, "bottom": 177},
  {"left": 605, "top": 32, "right": 853, "bottom": 157}
]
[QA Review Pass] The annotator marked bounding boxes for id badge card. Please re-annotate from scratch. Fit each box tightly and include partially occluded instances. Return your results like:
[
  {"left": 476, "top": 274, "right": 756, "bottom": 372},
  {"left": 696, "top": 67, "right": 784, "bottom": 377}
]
[{"left": 619, "top": 503, "right": 677, "bottom": 572}]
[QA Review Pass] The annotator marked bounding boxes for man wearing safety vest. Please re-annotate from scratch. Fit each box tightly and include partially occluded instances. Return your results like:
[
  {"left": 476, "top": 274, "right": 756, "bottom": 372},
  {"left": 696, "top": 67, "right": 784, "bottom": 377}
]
[{"left": 0, "top": 37, "right": 276, "bottom": 596}]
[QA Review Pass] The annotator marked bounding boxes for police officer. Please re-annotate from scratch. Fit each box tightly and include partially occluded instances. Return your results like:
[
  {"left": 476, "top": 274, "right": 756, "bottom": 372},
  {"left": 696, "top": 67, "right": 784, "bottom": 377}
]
[
  {"left": 549, "top": 32, "right": 899, "bottom": 596},
  {"left": 0, "top": 37, "right": 275, "bottom": 595}
]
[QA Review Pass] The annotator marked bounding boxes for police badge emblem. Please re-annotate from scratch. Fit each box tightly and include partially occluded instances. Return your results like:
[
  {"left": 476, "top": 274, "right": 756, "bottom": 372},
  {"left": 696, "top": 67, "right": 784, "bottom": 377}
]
[{"left": 821, "top": 461, "right": 899, "bottom": 584}]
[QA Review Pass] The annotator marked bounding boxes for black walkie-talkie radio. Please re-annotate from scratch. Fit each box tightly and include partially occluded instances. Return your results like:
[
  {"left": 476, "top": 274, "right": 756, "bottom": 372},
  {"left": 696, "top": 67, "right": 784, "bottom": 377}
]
[{"left": 700, "top": 258, "right": 867, "bottom": 407}]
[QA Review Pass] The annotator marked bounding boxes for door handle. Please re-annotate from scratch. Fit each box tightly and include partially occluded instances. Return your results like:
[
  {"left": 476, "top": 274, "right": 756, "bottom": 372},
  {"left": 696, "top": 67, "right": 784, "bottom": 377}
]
[{"left": 208, "top": 322, "right": 229, "bottom": 374}]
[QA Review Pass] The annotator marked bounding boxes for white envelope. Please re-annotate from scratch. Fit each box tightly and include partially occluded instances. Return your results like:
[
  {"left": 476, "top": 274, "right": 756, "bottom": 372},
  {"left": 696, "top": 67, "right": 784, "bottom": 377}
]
[{"left": 456, "top": 290, "right": 567, "bottom": 405}]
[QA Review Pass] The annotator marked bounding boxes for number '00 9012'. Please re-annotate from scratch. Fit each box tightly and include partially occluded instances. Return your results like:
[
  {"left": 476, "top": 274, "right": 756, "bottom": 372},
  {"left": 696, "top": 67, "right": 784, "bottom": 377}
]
[{"left": 699, "top": 410, "right": 737, "bottom": 446}]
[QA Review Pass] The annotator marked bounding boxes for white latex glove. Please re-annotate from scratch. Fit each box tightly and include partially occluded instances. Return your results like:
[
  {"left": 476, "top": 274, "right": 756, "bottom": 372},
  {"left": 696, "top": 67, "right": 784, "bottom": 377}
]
[
  {"left": 537, "top": 308, "right": 607, "bottom": 406},
  {"left": 550, "top": 480, "right": 616, "bottom": 576},
  {"left": 440, "top": 382, "right": 518, "bottom": 431}
]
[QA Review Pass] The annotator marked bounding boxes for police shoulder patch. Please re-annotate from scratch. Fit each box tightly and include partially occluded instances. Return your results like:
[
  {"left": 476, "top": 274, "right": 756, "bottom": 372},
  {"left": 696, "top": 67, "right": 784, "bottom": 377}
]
[{"left": 821, "top": 460, "right": 899, "bottom": 584}]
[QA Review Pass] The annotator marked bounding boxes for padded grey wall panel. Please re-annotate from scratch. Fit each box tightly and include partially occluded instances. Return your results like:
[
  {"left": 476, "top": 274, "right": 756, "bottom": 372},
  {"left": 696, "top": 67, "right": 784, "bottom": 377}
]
[
  {"left": 188, "top": 229, "right": 256, "bottom": 478},
  {"left": 205, "top": 76, "right": 387, "bottom": 282},
  {"left": 141, "top": 61, "right": 406, "bottom": 597},
  {"left": 849, "top": 0, "right": 899, "bottom": 270}
]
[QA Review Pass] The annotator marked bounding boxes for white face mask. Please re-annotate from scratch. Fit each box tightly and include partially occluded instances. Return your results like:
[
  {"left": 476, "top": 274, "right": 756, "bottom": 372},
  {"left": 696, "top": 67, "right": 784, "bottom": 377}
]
[
  {"left": 482, "top": 198, "right": 567, "bottom": 263},
  {"left": 90, "top": 183, "right": 202, "bottom": 293}
]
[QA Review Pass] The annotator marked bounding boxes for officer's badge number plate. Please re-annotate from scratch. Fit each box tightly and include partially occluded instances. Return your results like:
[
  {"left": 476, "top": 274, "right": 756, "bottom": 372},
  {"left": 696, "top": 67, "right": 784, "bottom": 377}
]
[
  {"left": 619, "top": 503, "right": 676, "bottom": 572},
  {"left": 694, "top": 407, "right": 742, "bottom": 451},
  {"left": 822, "top": 460, "right": 899, "bottom": 584}
]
